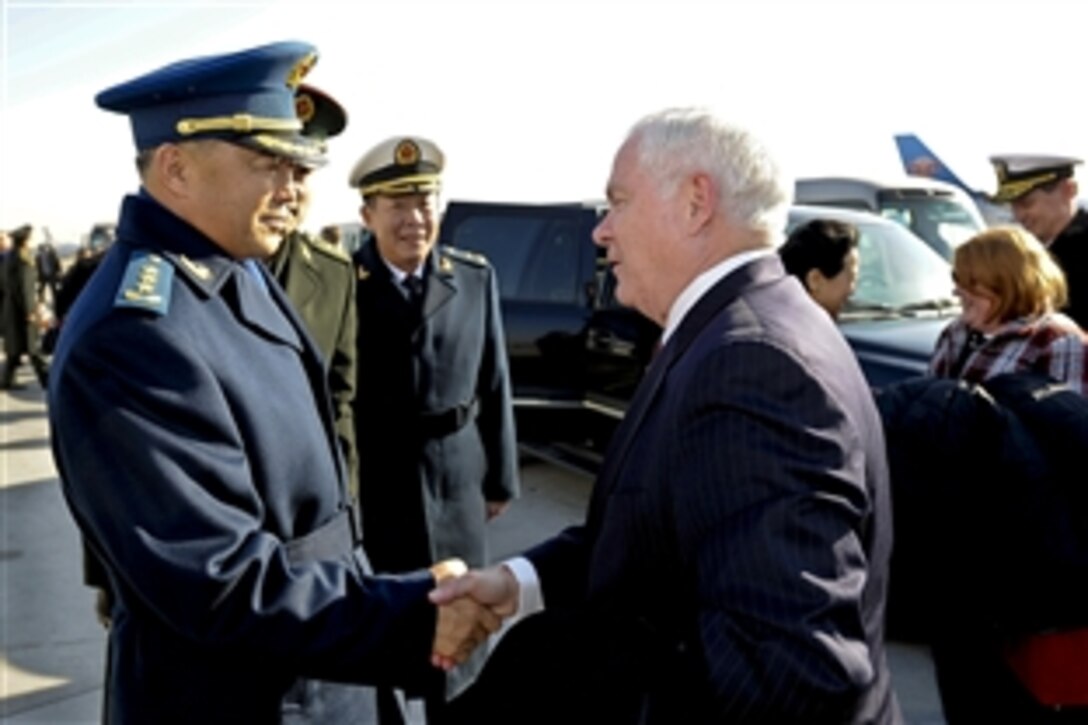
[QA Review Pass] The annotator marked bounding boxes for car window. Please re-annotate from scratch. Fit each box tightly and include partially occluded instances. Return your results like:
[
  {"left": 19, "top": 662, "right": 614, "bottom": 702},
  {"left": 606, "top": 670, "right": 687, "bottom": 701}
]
[
  {"left": 449, "top": 214, "right": 583, "bottom": 304},
  {"left": 787, "top": 212, "right": 956, "bottom": 315},
  {"left": 877, "top": 196, "right": 982, "bottom": 260},
  {"left": 853, "top": 220, "right": 953, "bottom": 307}
]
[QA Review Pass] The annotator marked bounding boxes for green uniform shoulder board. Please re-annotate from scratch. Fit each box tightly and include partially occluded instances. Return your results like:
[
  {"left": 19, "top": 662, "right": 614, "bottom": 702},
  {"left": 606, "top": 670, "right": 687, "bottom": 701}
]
[
  {"left": 307, "top": 233, "right": 350, "bottom": 263},
  {"left": 114, "top": 250, "right": 173, "bottom": 315}
]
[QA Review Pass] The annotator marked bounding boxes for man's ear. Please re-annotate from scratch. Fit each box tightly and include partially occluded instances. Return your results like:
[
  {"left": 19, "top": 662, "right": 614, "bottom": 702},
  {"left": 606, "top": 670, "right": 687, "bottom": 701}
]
[
  {"left": 155, "top": 144, "right": 197, "bottom": 198},
  {"left": 805, "top": 268, "right": 824, "bottom": 294},
  {"left": 684, "top": 172, "right": 716, "bottom": 234},
  {"left": 360, "top": 201, "right": 372, "bottom": 226},
  {"left": 1061, "top": 177, "right": 1079, "bottom": 204}
]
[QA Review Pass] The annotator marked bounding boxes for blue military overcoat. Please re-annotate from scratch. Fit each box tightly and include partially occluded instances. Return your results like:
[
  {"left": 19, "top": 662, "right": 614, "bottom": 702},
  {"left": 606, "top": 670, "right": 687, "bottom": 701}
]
[{"left": 49, "top": 193, "right": 437, "bottom": 724}]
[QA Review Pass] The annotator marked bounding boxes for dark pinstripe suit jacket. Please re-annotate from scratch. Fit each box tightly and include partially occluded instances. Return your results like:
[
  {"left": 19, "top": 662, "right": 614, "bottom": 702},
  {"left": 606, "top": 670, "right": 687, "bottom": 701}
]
[{"left": 525, "top": 255, "right": 902, "bottom": 723}]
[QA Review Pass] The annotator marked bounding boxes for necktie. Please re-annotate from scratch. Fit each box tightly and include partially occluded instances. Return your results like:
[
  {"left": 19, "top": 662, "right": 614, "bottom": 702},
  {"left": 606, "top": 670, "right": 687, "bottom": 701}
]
[{"left": 402, "top": 275, "right": 424, "bottom": 307}]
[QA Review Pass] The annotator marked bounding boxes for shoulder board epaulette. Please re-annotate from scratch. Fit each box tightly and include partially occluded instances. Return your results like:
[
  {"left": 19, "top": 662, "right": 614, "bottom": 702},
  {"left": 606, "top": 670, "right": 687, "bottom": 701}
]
[
  {"left": 305, "top": 233, "right": 351, "bottom": 263},
  {"left": 114, "top": 250, "right": 173, "bottom": 315},
  {"left": 441, "top": 245, "right": 489, "bottom": 267}
]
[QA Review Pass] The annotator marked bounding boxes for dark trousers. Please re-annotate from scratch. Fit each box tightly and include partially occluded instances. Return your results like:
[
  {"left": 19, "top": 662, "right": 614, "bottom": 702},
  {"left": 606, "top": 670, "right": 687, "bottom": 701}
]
[{"left": 0, "top": 349, "right": 49, "bottom": 389}]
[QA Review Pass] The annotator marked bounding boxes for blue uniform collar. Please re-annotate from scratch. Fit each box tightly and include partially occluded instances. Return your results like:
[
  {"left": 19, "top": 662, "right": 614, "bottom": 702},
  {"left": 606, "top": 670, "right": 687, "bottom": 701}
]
[{"left": 116, "top": 193, "right": 303, "bottom": 351}]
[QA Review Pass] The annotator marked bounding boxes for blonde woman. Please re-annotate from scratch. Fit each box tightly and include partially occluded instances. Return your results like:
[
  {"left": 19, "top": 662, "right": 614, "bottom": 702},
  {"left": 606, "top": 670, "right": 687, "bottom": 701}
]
[{"left": 929, "top": 225, "right": 1088, "bottom": 394}]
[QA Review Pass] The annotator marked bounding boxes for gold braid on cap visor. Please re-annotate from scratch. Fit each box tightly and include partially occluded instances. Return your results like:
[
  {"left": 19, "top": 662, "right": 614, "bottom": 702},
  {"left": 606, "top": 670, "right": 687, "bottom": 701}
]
[
  {"left": 358, "top": 173, "right": 441, "bottom": 197},
  {"left": 997, "top": 172, "right": 1059, "bottom": 201},
  {"left": 247, "top": 133, "right": 325, "bottom": 161},
  {"left": 175, "top": 113, "right": 302, "bottom": 136}
]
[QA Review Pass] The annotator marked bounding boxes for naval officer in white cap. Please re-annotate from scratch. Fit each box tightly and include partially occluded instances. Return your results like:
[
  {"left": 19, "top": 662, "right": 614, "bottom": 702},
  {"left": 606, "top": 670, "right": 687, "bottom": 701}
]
[{"left": 991, "top": 154, "right": 1088, "bottom": 326}]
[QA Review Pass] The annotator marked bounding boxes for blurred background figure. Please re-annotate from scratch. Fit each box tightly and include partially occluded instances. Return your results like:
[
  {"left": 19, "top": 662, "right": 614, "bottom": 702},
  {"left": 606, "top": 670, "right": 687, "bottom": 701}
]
[
  {"left": 929, "top": 225, "right": 1088, "bottom": 393},
  {"left": 1, "top": 223, "right": 50, "bottom": 390},
  {"left": 54, "top": 223, "right": 117, "bottom": 325},
  {"left": 991, "top": 154, "right": 1088, "bottom": 327},
  {"left": 778, "top": 218, "right": 860, "bottom": 319},
  {"left": 319, "top": 223, "right": 343, "bottom": 249},
  {"left": 35, "top": 229, "right": 62, "bottom": 305},
  {"left": 0, "top": 229, "right": 10, "bottom": 345}
]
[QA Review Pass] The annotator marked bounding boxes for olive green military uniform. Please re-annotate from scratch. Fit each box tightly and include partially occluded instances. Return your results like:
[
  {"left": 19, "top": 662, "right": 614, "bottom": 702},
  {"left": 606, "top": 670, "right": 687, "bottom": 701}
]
[{"left": 269, "top": 229, "right": 359, "bottom": 500}]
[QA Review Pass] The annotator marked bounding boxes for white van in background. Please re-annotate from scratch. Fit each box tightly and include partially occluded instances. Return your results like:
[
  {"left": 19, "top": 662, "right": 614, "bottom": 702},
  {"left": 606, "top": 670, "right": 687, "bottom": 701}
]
[{"left": 794, "top": 176, "right": 986, "bottom": 260}]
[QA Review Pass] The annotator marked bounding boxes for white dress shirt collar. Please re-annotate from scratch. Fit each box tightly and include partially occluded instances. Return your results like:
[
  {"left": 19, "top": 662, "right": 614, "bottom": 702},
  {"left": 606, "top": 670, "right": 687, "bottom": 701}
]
[
  {"left": 660, "top": 248, "right": 775, "bottom": 345},
  {"left": 382, "top": 257, "right": 425, "bottom": 284}
]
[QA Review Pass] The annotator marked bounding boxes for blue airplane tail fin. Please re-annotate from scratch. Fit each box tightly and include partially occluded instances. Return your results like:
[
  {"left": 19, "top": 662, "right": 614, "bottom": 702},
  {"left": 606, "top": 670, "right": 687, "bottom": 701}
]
[
  {"left": 895, "top": 134, "right": 1014, "bottom": 226},
  {"left": 894, "top": 134, "right": 970, "bottom": 191}
]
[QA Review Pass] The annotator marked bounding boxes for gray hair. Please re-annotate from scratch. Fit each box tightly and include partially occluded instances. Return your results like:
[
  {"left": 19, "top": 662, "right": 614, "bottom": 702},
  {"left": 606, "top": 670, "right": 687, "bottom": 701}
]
[{"left": 629, "top": 108, "right": 792, "bottom": 244}]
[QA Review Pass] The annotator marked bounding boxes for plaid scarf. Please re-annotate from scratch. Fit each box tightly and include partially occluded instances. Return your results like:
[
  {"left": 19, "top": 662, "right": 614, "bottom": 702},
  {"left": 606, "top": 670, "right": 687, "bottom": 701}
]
[{"left": 929, "top": 313, "right": 1088, "bottom": 395}]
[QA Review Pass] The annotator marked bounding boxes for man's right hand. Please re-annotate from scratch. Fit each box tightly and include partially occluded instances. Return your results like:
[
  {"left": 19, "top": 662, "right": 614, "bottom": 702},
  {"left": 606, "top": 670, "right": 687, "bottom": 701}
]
[{"left": 429, "top": 565, "right": 520, "bottom": 670}]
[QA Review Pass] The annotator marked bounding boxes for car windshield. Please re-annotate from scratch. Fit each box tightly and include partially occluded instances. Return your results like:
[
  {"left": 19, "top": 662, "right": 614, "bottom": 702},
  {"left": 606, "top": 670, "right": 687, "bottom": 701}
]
[
  {"left": 877, "top": 196, "right": 982, "bottom": 260},
  {"left": 787, "top": 211, "right": 958, "bottom": 319}
]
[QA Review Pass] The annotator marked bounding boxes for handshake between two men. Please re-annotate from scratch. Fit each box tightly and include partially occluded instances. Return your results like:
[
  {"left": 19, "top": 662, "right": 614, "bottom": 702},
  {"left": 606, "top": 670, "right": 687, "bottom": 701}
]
[{"left": 429, "top": 560, "right": 521, "bottom": 671}]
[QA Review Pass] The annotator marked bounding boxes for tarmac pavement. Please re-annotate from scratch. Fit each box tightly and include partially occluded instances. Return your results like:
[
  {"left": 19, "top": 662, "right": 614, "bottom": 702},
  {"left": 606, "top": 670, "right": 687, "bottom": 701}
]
[{"left": 1, "top": 361, "right": 947, "bottom": 723}]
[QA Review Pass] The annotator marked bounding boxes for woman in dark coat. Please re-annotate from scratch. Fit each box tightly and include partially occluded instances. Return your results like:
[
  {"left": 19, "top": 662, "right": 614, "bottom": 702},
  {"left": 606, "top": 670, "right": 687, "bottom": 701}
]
[{"left": 1, "top": 224, "right": 50, "bottom": 390}]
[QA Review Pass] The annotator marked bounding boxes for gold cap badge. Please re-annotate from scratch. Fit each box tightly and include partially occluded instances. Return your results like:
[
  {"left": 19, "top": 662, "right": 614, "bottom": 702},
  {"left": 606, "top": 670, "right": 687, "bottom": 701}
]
[
  {"left": 395, "top": 139, "right": 421, "bottom": 166},
  {"left": 295, "top": 93, "right": 315, "bottom": 124}
]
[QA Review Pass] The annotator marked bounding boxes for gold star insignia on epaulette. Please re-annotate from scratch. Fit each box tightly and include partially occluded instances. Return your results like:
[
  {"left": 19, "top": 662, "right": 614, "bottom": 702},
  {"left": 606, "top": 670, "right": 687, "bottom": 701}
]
[
  {"left": 439, "top": 255, "right": 454, "bottom": 274},
  {"left": 357, "top": 264, "right": 371, "bottom": 280},
  {"left": 123, "top": 259, "right": 162, "bottom": 303},
  {"left": 115, "top": 251, "right": 173, "bottom": 315},
  {"left": 179, "top": 255, "right": 212, "bottom": 281}
]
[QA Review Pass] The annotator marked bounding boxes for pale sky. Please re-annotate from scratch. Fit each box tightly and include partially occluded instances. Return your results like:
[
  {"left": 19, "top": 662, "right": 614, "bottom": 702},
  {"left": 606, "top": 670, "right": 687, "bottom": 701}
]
[{"left": 2, "top": 0, "right": 1087, "bottom": 243}]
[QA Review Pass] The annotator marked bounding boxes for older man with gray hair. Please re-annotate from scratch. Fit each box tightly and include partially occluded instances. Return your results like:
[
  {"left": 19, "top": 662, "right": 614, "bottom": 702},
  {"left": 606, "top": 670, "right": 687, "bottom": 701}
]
[{"left": 434, "top": 107, "right": 902, "bottom": 724}]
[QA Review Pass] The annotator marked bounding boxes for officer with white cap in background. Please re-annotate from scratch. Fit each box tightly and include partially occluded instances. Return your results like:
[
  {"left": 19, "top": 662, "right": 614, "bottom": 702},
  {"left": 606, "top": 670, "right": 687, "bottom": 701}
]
[
  {"left": 349, "top": 135, "right": 519, "bottom": 723},
  {"left": 991, "top": 153, "right": 1088, "bottom": 327}
]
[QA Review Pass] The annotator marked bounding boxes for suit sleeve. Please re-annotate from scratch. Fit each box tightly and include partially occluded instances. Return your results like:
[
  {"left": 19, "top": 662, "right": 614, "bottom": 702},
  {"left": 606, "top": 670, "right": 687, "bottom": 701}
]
[
  {"left": 670, "top": 341, "right": 876, "bottom": 721},
  {"left": 50, "top": 312, "right": 436, "bottom": 688},
  {"left": 477, "top": 264, "right": 519, "bottom": 503}
]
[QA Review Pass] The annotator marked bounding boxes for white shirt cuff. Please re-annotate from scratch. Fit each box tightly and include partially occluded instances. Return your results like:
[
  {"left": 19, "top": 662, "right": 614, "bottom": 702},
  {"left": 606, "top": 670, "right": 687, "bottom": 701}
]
[
  {"left": 503, "top": 556, "right": 544, "bottom": 619},
  {"left": 489, "top": 556, "right": 544, "bottom": 649}
]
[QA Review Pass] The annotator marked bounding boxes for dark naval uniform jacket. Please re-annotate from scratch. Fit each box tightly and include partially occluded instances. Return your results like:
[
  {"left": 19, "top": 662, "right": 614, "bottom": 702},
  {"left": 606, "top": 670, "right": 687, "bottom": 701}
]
[
  {"left": 48, "top": 194, "right": 437, "bottom": 724},
  {"left": 352, "top": 237, "right": 518, "bottom": 576},
  {"left": 1050, "top": 207, "right": 1088, "bottom": 329},
  {"left": 269, "top": 230, "right": 358, "bottom": 500}
]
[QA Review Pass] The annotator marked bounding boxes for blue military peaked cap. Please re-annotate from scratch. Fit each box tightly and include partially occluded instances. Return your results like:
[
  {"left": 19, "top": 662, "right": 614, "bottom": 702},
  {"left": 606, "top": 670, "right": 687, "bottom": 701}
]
[{"left": 95, "top": 40, "right": 328, "bottom": 167}]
